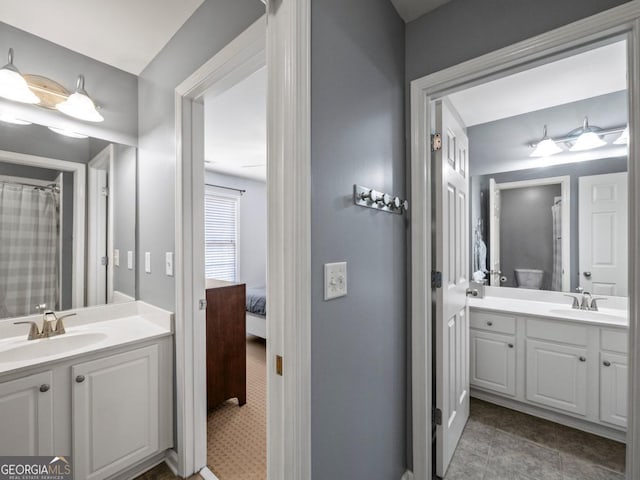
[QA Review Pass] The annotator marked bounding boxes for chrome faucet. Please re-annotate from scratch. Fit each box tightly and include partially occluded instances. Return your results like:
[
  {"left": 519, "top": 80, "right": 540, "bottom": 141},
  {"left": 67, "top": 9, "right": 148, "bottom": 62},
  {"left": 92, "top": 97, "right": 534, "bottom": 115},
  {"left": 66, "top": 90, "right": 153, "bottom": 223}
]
[
  {"left": 13, "top": 306, "right": 76, "bottom": 341},
  {"left": 564, "top": 289, "right": 607, "bottom": 311},
  {"left": 580, "top": 291, "right": 592, "bottom": 310}
]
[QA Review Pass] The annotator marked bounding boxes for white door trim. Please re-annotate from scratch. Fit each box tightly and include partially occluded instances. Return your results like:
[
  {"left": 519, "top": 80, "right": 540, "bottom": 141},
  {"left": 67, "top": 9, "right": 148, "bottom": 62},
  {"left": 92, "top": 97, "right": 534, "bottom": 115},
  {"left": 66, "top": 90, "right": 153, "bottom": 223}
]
[
  {"left": 410, "top": 3, "right": 640, "bottom": 479},
  {"left": 0, "top": 149, "right": 86, "bottom": 309},
  {"left": 173, "top": 3, "right": 311, "bottom": 477},
  {"left": 491, "top": 175, "right": 571, "bottom": 291}
]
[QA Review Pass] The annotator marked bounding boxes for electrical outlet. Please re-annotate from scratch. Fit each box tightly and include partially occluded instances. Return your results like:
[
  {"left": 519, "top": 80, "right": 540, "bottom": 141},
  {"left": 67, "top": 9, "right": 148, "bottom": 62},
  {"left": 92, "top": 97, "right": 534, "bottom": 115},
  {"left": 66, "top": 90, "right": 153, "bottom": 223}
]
[
  {"left": 324, "top": 262, "right": 347, "bottom": 300},
  {"left": 114, "top": 249, "right": 120, "bottom": 267},
  {"left": 145, "top": 252, "right": 151, "bottom": 273},
  {"left": 127, "top": 251, "right": 134, "bottom": 270}
]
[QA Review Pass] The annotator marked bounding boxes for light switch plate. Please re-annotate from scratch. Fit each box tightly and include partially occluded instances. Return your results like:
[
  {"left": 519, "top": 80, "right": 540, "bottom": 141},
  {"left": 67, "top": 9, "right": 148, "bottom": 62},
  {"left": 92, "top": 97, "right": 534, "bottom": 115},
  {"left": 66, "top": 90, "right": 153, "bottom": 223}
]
[
  {"left": 324, "top": 262, "right": 347, "bottom": 300},
  {"left": 145, "top": 252, "right": 151, "bottom": 273},
  {"left": 114, "top": 249, "right": 120, "bottom": 267},
  {"left": 127, "top": 251, "right": 134, "bottom": 270},
  {"left": 165, "top": 252, "right": 174, "bottom": 277}
]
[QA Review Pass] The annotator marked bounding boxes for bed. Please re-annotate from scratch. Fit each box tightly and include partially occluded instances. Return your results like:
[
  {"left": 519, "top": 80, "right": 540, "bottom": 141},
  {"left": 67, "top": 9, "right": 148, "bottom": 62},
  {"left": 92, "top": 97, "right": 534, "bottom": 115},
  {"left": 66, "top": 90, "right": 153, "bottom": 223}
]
[{"left": 246, "top": 287, "right": 267, "bottom": 339}]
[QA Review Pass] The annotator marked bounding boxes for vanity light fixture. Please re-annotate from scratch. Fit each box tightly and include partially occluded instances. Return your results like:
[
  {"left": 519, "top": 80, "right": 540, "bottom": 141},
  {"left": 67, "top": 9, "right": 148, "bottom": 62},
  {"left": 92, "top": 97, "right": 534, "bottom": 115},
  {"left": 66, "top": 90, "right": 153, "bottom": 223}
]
[
  {"left": 48, "top": 126, "right": 89, "bottom": 139},
  {"left": 614, "top": 125, "right": 629, "bottom": 145},
  {"left": 569, "top": 117, "right": 606, "bottom": 151},
  {"left": 56, "top": 75, "right": 104, "bottom": 123},
  {"left": 530, "top": 125, "right": 562, "bottom": 157},
  {"left": 0, "top": 113, "right": 32, "bottom": 125},
  {"left": 0, "top": 48, "right": 40, "bottom": 104}
]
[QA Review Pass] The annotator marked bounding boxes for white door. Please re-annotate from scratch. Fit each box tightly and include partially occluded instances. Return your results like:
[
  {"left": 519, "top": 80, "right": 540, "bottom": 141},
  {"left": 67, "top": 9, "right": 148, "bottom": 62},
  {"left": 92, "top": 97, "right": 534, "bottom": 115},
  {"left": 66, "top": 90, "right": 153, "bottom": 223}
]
[
  {"left": 87, "top": 167, "right": 108, "bottom": 306},
  {"left": 470, "top": 330, "right": 516, "bottom": 396},
  {"left": 488, "top": 178, "right": 501, "bottom": 286},
  {"left": 73, "top": 345, "right": 159, "bottom": 480},
  {"left": 600, "top": 352, "right": 628, "bottom": 428},
  {"left": 525, "top": 339, "right": 588, "bottom": 415},
  {"left": 579, "top": 172, "right": 628, "bottom": 296},
  {"left": 0, "top": 371, "right": 54, "bottom": 455},
  {"left": 434, "top": 99, "right": 470, "bottom": 477}
]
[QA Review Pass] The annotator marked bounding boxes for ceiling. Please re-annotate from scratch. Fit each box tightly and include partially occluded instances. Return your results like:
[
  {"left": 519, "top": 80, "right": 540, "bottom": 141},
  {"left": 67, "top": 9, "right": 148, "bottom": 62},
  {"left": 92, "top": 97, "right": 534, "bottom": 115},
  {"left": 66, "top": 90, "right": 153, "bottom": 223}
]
[
  {"left": 204, "top": 67, "right": 266, "bottom": 182},
  {"left": 448, "top": 41, "right": 627, "bottom": 127},
  {"left": 389, "top": 0, "right": 452, "bottom": 22},
  {"left": 0, "top": 0, "right": 204, "bottom": 74}
]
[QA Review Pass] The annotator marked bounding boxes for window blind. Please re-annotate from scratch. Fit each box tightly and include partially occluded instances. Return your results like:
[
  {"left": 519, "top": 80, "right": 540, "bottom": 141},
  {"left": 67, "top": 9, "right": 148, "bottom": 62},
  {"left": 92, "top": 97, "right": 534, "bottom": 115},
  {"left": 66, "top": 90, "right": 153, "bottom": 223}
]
[{"left": 204, "top": 189, "right": 238, "bottom": 282}]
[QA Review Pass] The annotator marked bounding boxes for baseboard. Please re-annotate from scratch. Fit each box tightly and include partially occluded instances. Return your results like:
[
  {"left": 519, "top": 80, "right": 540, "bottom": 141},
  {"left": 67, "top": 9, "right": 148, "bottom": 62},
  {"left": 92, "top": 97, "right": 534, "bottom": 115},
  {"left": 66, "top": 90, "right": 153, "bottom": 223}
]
[
  {"left": 199, "top": 466, "right": 220, "bottom": 480},
  {"left": 164, "top": 449, "right": 179, "bottom": 476},
  {"left": 471, "top": 389, "right": 626, "bottom": 443},
  {"left": 401, "top": 470, "right": 414, "bottom": 480},
  {"left": 107, "top": 451, "right": 167, "bottom": 480}
]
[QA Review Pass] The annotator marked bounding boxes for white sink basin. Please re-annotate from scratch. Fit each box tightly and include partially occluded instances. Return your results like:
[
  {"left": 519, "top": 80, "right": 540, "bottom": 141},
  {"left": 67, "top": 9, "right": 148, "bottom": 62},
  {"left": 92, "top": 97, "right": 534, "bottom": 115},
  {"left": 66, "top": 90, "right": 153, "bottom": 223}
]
[
  {"left": 0, "top": 332, "right": 108, "bottom": 363},
  {"left": 548, "top": 308, "right": 626, "bottom": 324}
]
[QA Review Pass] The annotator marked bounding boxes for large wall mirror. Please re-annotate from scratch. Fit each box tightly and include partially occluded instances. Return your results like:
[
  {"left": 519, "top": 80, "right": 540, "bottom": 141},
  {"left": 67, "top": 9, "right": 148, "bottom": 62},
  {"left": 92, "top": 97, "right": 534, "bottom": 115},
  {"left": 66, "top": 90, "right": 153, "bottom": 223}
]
[{"left": 0, "top": 121, "right": 136, "bottom": 319}]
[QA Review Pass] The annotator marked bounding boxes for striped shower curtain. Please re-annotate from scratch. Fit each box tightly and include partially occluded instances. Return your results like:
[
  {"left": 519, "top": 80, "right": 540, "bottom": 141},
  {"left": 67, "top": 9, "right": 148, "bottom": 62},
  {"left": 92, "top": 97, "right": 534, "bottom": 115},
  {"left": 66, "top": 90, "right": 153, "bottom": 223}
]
[
  {"left": 551, "top": 200, "right": 562, "bottom": 292},
  {"left": 0, "top": 183, "right": 59, "bottom": 319}
]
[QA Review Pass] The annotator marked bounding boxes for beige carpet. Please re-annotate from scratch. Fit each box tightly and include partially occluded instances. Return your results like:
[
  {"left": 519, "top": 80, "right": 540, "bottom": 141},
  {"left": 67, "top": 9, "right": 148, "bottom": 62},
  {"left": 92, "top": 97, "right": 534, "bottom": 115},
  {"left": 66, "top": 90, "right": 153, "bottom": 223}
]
[{"left": 207, "top": 336, "right": 267, "bottom": 480}]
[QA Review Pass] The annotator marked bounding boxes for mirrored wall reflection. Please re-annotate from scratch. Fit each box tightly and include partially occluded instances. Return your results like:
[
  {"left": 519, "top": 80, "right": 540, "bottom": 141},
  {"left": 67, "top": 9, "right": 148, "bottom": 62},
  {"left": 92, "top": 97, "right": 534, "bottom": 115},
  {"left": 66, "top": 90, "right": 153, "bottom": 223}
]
[{"left": 0, "top": 121, "right": 136, "bottom": 319}]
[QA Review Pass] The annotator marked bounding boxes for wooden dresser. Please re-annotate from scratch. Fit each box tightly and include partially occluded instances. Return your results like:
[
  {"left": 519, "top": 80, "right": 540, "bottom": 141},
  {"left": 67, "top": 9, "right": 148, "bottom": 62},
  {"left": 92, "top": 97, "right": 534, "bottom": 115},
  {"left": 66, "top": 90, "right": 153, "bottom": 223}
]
[{"left": 205, "top": 279, "right": 246, "bottom": 409}]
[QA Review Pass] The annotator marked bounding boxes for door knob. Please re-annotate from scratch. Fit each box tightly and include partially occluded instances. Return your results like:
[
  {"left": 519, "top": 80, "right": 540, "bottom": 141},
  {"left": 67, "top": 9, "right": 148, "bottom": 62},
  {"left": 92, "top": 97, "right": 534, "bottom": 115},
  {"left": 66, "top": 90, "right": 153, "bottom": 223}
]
[
  {"left": 39, "top": 384, "right": 50, "bottom": 393},
  {"left": 466, "top": 288, "right": 479, "bottom": 297},
  {"left": 583, "top": 271, "right": 592, "bottom": 278},
  {"left": 75, "top": 375, "right": 85, "bottom": 383},
  {"left": 603, "top": 360, "right": 611, "bottom": 367}
]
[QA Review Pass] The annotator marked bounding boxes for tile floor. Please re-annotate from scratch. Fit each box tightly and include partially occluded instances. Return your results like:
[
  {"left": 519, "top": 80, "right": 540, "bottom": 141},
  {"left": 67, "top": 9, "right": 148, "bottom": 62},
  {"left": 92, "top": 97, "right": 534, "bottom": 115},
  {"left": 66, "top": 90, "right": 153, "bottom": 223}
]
[{"left": 444, "top": 398, "right": 626, "bottom": 480}]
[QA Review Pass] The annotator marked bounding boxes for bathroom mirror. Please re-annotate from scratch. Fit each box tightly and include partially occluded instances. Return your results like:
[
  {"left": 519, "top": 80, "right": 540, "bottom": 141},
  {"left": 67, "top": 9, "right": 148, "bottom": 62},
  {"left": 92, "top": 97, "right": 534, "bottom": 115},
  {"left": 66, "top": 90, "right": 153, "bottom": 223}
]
[
  {"left": 471, "top": 156, "right": 628, "bottom": 296},
  {"left": 0, "top": 121, "right": 137, "bottom": 319}
]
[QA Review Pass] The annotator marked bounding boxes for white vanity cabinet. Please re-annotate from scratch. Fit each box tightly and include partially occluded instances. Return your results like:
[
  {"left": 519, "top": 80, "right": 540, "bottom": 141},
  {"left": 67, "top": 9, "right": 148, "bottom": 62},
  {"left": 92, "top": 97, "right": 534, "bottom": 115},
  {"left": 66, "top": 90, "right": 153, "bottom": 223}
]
[
  {"left": 0, "top": 371, "right": 54, "bottom": 456},
  {"left": 73, "top": 344, "right": 162, "bottom": 480},
  {"left": 469, "top": 307, "right": 628, "bottom": 439}
]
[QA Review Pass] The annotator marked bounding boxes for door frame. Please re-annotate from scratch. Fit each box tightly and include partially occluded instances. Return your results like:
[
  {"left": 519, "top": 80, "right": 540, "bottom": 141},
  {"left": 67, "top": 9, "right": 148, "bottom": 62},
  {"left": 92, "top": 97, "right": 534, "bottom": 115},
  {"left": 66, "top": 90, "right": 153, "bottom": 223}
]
[
  {"left": 410, "top": 3, "right": 640, "bottom": 479},
  {"left": 490, "top": 175, "right": 571, "bottom": 291},
  {"left": 173, "top": 1, "right": 311, "bottom": 478},
  {"left": 0, "top": 149, "right": 86, "bottom": 309},
  {"left": 87, "top": 145, "right": 115, "bottom": 305}
]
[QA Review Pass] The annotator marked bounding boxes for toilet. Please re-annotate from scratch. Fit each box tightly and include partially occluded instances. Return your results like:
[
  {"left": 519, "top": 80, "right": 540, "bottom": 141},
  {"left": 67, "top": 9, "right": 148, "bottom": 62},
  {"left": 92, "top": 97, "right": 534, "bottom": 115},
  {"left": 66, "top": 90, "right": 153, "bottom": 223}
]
[{"left": 514, "top": 269, "right": 544, "bottom": 289}]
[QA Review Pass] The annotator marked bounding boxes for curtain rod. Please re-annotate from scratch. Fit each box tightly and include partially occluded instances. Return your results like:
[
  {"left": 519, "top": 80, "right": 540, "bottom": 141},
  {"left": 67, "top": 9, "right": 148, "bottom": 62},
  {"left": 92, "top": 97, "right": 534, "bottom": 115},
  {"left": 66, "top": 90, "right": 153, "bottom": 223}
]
[
  {"left": 0, "top": 180, "right": 59, "bottom": 191},
  {"left": 205, "top": 183, "right": 246, "bottom": 195}
]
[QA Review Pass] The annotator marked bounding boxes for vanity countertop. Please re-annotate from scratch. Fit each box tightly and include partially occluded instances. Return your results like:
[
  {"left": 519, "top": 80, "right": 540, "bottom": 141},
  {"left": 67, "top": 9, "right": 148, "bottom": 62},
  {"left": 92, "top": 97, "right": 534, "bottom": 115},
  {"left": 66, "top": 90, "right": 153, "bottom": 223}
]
[
  {"left": 0, "top": 301, "right": 173, "bottom": 377},
  {"left": 468, "top": 295, "right": 628, "bottom": 329}
]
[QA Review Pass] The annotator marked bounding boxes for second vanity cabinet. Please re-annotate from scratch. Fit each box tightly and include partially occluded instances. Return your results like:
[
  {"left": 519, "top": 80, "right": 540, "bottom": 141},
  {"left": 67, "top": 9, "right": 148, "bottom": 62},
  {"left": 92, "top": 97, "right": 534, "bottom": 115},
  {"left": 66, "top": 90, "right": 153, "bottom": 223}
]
[{"left": 470, "top": 308, "right": 628, "bottom": 436}]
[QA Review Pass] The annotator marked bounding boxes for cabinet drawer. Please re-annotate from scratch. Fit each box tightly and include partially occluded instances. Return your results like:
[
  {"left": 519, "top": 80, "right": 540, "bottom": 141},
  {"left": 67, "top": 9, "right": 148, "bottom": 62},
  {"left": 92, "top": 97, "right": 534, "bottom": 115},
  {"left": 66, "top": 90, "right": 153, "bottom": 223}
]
[
  {"left": 526, "top": 318, "right": 587, "bottom": 346},
  {"left": 601, "top": 329, "right": 628, "bottom": 354},
  {"left": 470, "top": 310, "right": 516, "bottom": 335}
]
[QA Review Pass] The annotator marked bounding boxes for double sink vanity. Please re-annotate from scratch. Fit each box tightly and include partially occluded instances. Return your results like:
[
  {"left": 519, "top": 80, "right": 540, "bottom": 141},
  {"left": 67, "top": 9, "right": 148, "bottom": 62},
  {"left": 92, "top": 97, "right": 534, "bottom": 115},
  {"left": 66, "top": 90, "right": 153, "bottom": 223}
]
[
  {"left": 0, "top": 302, "right": 174, "bottom": 480},
  {"left": 469, "top": 287, "right": 628, "bottom": 441}
]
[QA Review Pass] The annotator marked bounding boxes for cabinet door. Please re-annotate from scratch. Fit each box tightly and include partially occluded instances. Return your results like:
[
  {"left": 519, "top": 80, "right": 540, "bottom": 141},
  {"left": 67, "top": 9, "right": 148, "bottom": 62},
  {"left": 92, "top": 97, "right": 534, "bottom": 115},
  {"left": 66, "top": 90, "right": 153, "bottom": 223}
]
[
  {"left": 0, "top": 371, "right": 54, "bottom": 456},
  {"left": 470, "top": 330, "right": 516, "bottom": 396},
  {"left": 600, "top": 352, "right": 627, "bottom": 428},
  {"left": 526, "top": 339, "right": 588, "bottom": 415},
  {"left": 73, "top": 345, "right": 159, "bottom": 480}
]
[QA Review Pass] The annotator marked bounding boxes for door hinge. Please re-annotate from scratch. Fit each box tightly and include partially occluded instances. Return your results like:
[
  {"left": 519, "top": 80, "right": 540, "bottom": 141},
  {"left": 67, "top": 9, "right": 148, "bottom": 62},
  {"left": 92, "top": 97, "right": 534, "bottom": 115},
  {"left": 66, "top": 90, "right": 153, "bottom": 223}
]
[
  {"left": 101, "top": 256, "right": 108, "bottom": 266},
  {"left": 199, "top": 299, "right": 207, "bottom": 310},
  {"left": 276, "top": 355, "right": 283, "bottom": 376},
  {"left": 101, "top": 187, "right": 109, "bottom": 197},
  {"left": 431, "top": 133, "right": 442, "bottom": 152},
  {"left": 433, "top": 407, "right": 443, "bottom": 426},
  {"left": 431, "top": 271, "right": 443, "bottom": 289}
]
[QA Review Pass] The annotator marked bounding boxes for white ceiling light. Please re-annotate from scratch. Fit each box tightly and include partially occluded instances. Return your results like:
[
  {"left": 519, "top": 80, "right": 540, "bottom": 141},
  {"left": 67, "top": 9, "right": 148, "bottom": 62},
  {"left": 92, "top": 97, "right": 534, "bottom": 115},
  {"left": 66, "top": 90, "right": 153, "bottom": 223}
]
[
  {"left": 0, "top": 48, "right": 40, "bottom": 104},
  {"left": 56, "top": 75, "right": 104, "bottom": 122},
  {"left": 48, "top": 126, "right": 88, "bottom": 139},
  {"left": 569, "top": 117, "right": 607, "bottom": 151},
  {"left": 0, "top": 113, "right": 32, "bottom": 125},
  {"left": 614, "top": 125, "right": 629, "bottom": 145},
  {"left": 530, "top": 126, "right": 562, "bottom": 157}
]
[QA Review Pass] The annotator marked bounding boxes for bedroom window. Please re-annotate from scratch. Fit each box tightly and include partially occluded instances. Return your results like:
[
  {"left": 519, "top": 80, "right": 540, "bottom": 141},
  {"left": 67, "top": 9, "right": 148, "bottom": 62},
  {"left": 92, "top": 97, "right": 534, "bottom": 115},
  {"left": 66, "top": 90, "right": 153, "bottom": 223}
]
[{"left": 204, "top": 188, "right": 239, "bottom": 282}]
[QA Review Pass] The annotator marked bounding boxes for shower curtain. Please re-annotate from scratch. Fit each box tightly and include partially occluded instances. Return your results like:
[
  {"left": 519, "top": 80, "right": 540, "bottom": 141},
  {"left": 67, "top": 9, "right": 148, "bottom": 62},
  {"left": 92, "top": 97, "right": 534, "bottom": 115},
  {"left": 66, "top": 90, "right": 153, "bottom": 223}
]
[
  {"left": 0, "top": 183, "right": 59, "bottom": 319},
  {"left": 551, "top": 200, "right": 562, "bottom": 292}
]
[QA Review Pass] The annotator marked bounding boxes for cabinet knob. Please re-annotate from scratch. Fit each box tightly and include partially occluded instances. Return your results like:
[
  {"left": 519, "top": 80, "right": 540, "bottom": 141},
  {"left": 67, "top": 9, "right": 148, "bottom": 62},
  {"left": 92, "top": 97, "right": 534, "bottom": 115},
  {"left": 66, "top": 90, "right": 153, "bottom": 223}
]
[
  {"left": 39, "top": 384, "right": 50, "bottom": 393},
  {"left": 508, "top": 343, "right": 514, "bottom": 348},
  {"left": 579, "top": 356, "right": 587, "bottom": 362},
  {"left": 603, "top": 360, "right": 611, "bottom": 367},
  {"left": 75, "top": 375, "right": 85, "bottom": 383},
  {"left": 487, "top": 321, "right": 493, "bottom": 326}
]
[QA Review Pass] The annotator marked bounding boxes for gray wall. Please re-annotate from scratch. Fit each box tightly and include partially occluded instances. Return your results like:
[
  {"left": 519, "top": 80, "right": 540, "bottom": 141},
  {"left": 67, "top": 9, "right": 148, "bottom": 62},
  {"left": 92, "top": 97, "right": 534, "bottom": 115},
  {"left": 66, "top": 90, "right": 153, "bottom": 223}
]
[
  {"left": 204, "top": 172, "right": 266, "bottom": 288},
  {"left": 475, "top": 157, "right": 628, "bottom": 291},
  {"left": 137, "top": 0, "right": 265, "bottom": 311},
  {"left": 0, "top": 22, "right": 138, "bottom": 145},
  {"left": 311, "top": 0, "right": 407, "bottom": 478},
  {"left": 499, "top": 184, "right": 561, "bottom": 289},
  {"left": 112, "top": 145, "right": 137, "bottom": 298},
  {"left": 405, "top": 0, "right": 631, "bottom": 82}
]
